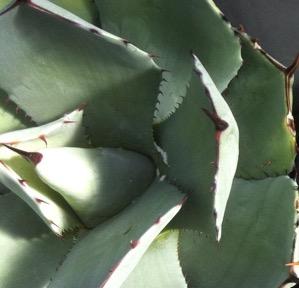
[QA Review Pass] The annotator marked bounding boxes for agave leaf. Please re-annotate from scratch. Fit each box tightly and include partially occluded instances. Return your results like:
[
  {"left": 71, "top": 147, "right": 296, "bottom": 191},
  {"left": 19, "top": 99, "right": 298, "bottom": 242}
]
[
  {"left": 224, "top": 33, "right": 296, "bottom": 178},
  {"left": 0, "top": 193, "right": 74, "bottom": 288},
  {"left": 48, "top": 180, "right": 185, "bottom": 288},
  {"left": 178, "top": 176, "right": 297, "bottom": 288},
  {"left": 0, "top": 108, "right": 87, "bottom": 157},
  {"left": 32, "top": 147, "right": 156, "bottom": 227},
  {"left": 156, "top": 56, "right": 238, "bottom": 238},
  {"left": 49, "top": 0, "right": 99, "bottom": 24},
  {"left": 193, "top": 54, "right": 239, "bottom": 240},
  {"left": 122, "top": 230, "right": 187, "bottom": 288},
  {"left": 0, "top": 0, "right": 161, "bottom": 156},
  {"left": 96, "top": 0, "right": 242, "bottom": 122},
  {"left": 0, "top": 109, "right": 88, "bottom": 235}
]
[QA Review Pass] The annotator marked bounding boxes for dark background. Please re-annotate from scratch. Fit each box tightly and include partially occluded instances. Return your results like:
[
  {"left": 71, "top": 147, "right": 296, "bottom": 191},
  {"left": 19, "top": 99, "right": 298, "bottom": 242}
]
[{"left": 214, "top": 0, "right": 299, "bottom": 126}]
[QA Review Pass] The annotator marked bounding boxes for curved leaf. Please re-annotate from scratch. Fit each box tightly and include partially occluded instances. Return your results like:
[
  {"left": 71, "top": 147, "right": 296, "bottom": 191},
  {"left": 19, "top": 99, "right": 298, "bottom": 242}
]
[
  {"left": 48, "top": 180, "right": 185, "bottom": 288},
  {"left": 0, "top": 0, "right": 161, "bottom": 156},
  {"left": 0, "top": 193, "right": 73, "bottom": 288},
  {"left": 0, "top": 109, "right": 87, "bottom": 235},
  {"left": 96, "top": 0, "right": 242, "bottom": 122},
  {"left": 224, "top": 33, "right": 296, "bottom": 178},
  {"left": 193, "top": 54, "right": 239, "bottom": 240},
  {"left": 156, "top": 57, "right": 238, "bottom": 237},
  {"left": 178, "top": 176, "right": 296, "bottom": 288},
  {"left": 34, "top": 147, "right": 156, "bottom": 227}
]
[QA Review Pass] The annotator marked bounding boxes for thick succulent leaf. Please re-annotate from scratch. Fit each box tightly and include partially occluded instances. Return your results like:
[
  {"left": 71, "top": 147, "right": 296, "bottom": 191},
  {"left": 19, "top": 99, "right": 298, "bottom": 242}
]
[
  {"left": 122, "top": 230, "right": 187, "bottom": 288},
  {"left": 193, "top": 54, "right": 239, "bottom": 240},
  {"left": 0, "top": 160, "right": 82, "bottom": 236},
  {"left": 33, "top": 147, "right": 156, "bottom": 227},
  {"left": 48, "top": 180, "right": 185, "bottom": 288},
  {"left": 156, "top": 57, "right": 238, "bottom": 237},
  {"left": 0, "top": 109, "right": 87, "bottom": 235},
  {"left": 96, "top": 0, "right": 242, "bottom": 122},
  {"left": 0, "top": 192, "right": 74, "bottom": 288},
  {"left": 224, "top": 33, "right": 296, "bottom": 179},
  {"left": 0, "top": 108, "right": 87, "bottom": 156},
  {"left": 49, "top": 0, "right": 99, "bottom": 24},
  {"left": 178, "top": 176, "right": 297, "bottom": 288},
  {"left": 0, "top": 0, "right": 161, "bottom": 156}
]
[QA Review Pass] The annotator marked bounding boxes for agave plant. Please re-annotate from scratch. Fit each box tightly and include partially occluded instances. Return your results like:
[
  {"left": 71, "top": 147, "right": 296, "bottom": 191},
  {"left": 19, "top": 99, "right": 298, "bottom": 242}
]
[{"left": 0, "top": 0, "right": 298, "bottom": 287}]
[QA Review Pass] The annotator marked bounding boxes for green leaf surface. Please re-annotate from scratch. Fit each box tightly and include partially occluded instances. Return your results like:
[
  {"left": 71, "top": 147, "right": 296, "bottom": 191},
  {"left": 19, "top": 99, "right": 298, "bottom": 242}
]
[
  {"left": 0, "top": 193, "right": 73, "bottom": 288},
  {"left": 224, "top": 34, "right": 296, "bottom": 179},
  {"left": 122, "top": 230, "right": 187, "bottom": 288},
  {"left": 178, "top": 176, "right": 296, "bottom": 288},
  {"left": 97, "top": 0, "right": 242, "bottom": 122},
  {"left": 0, "top": 0, "right": 161, "bottom": 156},
  {"left": 0, "top": 109, "right": 88, "bottom": 235},
  {"left": 49, "top": 0, "right": 99, "bottom": 24},
  {"left": 48, "top": 180, "right": 185, "bottom": 288},
  {"left": 35, "top": 147, "right": 156, "bottom": 227}
]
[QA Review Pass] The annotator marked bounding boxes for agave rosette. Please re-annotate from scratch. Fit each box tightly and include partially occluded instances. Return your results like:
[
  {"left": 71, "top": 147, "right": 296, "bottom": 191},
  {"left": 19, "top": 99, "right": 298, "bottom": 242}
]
[{"left": 0, "top": 0, "right": 297, "bottom": 287}]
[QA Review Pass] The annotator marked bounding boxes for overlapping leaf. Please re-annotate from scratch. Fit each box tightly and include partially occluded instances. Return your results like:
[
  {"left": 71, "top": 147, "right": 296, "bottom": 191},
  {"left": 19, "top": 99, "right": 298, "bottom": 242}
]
[
  {"left": 0, "top": 193, "right": 74, "bottom": 288},
  {"left": 0, "top": 0, "right": 161, "bottom": 156},
  {"left": 48, "top": 180, "right": 185, "bottom": 288},
  {"left": 156, "top": 56, "right": 239, "bottom": 238},
  {"left": 0, "top": 109, "right": 87, "bottom": 235},
  {"left": 178, "top": 176, "right": 296, "bottom": 288},
  {"left": 224, "top": 33, "right": 296, "bottom": 178},
  {"left": 97, "top": 0, "right": 242, "bottom": 122}
]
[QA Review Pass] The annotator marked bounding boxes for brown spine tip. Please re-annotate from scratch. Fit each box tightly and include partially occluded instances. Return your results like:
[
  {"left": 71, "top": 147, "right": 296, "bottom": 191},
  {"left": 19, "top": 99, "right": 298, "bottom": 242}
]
[
  {"left": 154, "top": 217, "right": 161, "bottom": 224},
  {"left": 179, "top": 195, "right": 188, "bottom": 206},
  {"left": 35, "top": 198, "right": 49, "bottom": 204},
  {"left": 202, "top": 108, "right": 228, "bottom": 131},
  {"left": 89, "top": 28, "right": 102, "bottom": 36},
  {"left": 2, "top": 144, "right": 43, "bottom": 165},
  {"left": 77, "top": 102, "right": 87, "bottom": 111},
  {"left": 286, "top": 53, "right": 299, "bottom": 77},
  {"left": 27, "top": 152, "right": 43, "bottom": 165},
  {"left": 63, "top": 120, "right": 76, "bottom": 124},
  {"left": 18, "top": 179, "right": 27, "bottom": 186},
  {"left": 39, "top": 135, "right": 47, "bottom": 146},
  {"left": 238, "top": 24, "right": 245, "bottom": 33},
  {"left": 122, "top": 39, "right": 130, "bottom": 46},
  {"left": 130, "top": 239, "right": 139, "bottom": 249}
]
